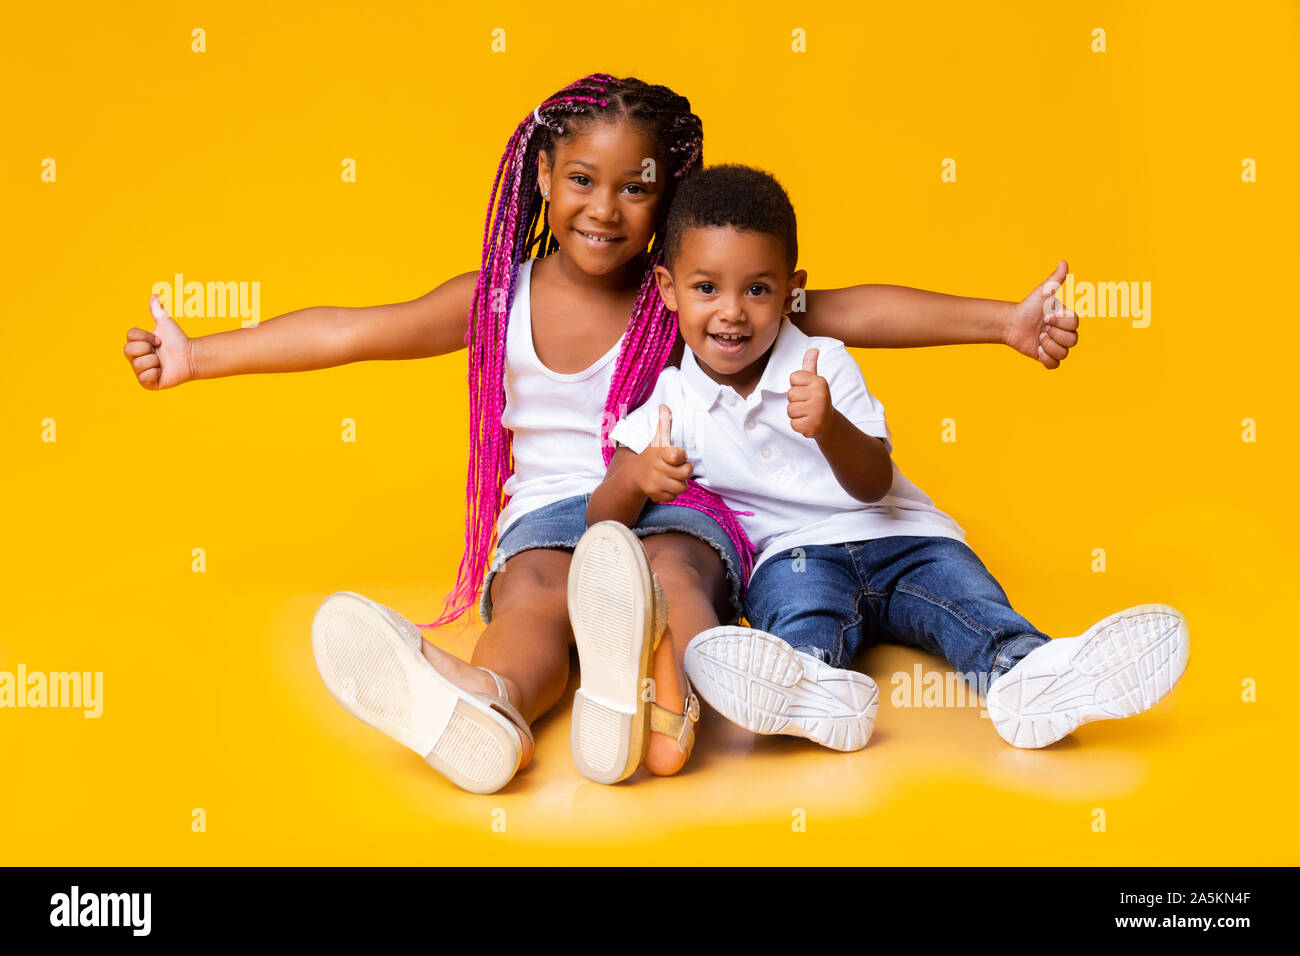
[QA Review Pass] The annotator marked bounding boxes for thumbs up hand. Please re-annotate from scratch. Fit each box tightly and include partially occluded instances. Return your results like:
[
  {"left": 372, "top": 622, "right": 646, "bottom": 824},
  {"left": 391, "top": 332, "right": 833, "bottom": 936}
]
[
  {"left": 633, "top": 404, "right": 693, "bottom": 503},
  {"left": 122, "top": 295, "right": 196, "bottom": 390},
  {"left": 787, "top": 348, "right": 834, "bottom": 439},
  {"left": 1004, "top": 259, "right": 1080, "bottom": 370}
]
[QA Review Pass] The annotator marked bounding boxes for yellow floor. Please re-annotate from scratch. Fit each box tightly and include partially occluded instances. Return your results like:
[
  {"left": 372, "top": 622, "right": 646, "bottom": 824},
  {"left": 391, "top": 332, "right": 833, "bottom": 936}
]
[
  {"left": 1, "top": 503, "right": 1293, "bottom": 864},
  {"left": 3, "top": 0, "right": 1297, "bottom": 864}
]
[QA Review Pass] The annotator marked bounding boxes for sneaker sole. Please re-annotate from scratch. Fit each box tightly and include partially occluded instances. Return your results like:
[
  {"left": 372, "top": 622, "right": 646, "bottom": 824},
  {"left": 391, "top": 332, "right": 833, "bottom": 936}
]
[
  {"left": 567, "top": 522, "right": 659, "bottom": 784},
  {"left": 985, "top": 603, "right": 1190, "bottom": 749},
  {"left": 311, "top": 592, "right": 521, "bottom": 794},
  {"left": 684, "top": 626, "right": 879, "bottom": 752}
]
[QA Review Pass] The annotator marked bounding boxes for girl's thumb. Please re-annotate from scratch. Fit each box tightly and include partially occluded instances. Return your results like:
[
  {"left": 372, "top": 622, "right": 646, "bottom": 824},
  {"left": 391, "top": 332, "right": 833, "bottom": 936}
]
[
  {"left": 149, "top": 294, "right": 170, "bottom": 323},
  {"left": 149, "top": 294, "right": 182, "bottom": 339}
]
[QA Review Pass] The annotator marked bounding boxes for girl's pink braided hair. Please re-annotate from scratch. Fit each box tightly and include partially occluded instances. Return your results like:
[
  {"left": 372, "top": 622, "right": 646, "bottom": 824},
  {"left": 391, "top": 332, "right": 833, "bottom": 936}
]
[{"left": 426, "top": 73, "right": 754, "bottom": 627}]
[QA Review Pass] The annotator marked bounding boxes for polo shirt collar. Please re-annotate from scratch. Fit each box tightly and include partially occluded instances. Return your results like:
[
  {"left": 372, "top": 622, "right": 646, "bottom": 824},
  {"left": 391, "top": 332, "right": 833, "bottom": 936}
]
[{"left": 681, "top": 316, "right": 806, "bottom": 407}]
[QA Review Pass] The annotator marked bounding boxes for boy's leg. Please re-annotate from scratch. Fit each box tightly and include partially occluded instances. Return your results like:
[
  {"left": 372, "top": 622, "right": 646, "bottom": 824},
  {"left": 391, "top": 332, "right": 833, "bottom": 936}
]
[
  {"left": 856, "top": 536, "right": 1190, "bottom": 747},
  {"left": 985, "top": 604, "right": 1189, "bottom": 748},
  {"left": 854, "top": 535, "right": 1050, "bottom": 690},
  {"left": 685, "top": 546, "right": 880, "bottom": 751},
  {"left": 741, "top": 545, "right": 868, "bottom": 667}
]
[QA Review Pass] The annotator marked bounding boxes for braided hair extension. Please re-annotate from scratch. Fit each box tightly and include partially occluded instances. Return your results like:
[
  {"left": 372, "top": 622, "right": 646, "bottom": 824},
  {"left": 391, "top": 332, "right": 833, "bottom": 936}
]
[{"left": 428, "top": 73, "right": 754, "bottom": 627}]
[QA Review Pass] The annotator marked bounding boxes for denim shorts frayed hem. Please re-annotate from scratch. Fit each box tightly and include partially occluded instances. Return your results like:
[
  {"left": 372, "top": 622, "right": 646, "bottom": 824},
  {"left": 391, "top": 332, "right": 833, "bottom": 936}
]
[{"left": 478, "top": 494, "right": 745, "bottom": 626}]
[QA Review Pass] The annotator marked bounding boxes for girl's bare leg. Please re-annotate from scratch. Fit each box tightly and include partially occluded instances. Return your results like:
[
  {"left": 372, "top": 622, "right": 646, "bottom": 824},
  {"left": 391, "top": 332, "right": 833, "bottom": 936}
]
[
  {"left": 415, "top": 537, "right": 728, "bottom": 777},
  {"left": 419, "top": 548, "right": 573, "bottom": 769},
  {"left": 638, "top": 533, "right": 733, "bottom": 776}
]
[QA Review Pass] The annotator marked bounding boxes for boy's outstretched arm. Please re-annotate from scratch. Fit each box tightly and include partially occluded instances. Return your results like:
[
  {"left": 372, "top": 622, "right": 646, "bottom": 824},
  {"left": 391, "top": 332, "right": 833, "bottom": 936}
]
[
  {"left": 122, "top": 270, "right": 478, "bottom": 390},
  {"left": 588, "top": 407, "right": 692, "bottom": 527},
  {"left": 796, "top": 260, "right": 1080, "bottom": 370},
  {"left": 789, "top": 349, "right": 893, "bottom": 503}
]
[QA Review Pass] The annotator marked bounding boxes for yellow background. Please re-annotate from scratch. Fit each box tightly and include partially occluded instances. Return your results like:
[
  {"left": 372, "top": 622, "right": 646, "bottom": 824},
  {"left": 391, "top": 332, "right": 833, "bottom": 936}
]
[{"left": 2, "top": 0, "right": 1297, "bottom": 864}]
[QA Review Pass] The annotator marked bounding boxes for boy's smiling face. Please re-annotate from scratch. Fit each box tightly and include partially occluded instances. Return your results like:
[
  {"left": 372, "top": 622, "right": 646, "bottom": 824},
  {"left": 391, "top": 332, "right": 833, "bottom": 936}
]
[{"left": 655, "top": 226, "right": 807, "bottom": 394}]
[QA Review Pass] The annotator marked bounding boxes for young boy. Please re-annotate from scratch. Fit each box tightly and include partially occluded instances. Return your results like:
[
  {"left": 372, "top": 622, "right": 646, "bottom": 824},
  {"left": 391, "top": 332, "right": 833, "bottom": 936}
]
[{"left": 587, "top": 164, "right": 1189, "bottom": 751}]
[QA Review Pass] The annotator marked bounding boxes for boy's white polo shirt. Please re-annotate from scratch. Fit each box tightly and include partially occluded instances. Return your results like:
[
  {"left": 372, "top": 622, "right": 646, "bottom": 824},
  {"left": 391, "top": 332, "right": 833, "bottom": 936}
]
[{"left": 609, "top": 316, "right": 966, "bottom": 574}]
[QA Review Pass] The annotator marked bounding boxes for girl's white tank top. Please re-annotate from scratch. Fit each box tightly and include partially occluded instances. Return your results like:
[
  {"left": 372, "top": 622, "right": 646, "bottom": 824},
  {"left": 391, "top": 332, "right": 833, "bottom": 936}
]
[{"left": 497, "top": 257, "right": 625, "bottom": 538}]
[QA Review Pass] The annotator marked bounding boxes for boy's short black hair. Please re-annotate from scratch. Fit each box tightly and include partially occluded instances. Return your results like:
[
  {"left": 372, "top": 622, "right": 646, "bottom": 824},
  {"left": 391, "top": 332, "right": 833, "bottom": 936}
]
[{"left": 663, "top": 164, "right": 798, "bottom": 272}]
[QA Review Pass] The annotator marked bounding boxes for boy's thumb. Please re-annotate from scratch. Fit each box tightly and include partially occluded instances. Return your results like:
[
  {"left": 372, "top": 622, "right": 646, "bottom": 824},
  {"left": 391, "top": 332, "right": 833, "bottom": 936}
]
[
  {"left": 653, "top": 404, "right": 673, "bottom": 447},
  {"left": 802, "top": 347, "right": 819, "bottom": 374},
  {"left": 1045, "top": 259, "right": 1068, "bottom": 290}
]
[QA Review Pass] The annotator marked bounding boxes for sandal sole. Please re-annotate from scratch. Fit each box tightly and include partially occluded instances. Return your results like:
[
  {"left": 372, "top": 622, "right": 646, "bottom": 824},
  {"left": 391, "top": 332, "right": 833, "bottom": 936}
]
[
  {"left": 311, "top": 592, "right": 521, "bottom": 794},
  {"left": 567, "top": 522, "right": 659, "bottom": 784}
]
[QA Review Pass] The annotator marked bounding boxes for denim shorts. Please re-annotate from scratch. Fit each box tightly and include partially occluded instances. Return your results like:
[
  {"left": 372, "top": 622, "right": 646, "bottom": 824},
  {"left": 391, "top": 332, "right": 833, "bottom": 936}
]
[{"left": 478, "top": 494, "right": 744, "bottom": 625}]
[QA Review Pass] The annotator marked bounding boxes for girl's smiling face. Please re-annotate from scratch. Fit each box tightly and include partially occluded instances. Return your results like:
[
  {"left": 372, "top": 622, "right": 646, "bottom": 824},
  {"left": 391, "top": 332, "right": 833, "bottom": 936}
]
[
  {"left": 537, "top": 120, "right": 664, "bottom": 276},
  {"left": 655, "top": 226, "right": 807, "bottom": 393}
]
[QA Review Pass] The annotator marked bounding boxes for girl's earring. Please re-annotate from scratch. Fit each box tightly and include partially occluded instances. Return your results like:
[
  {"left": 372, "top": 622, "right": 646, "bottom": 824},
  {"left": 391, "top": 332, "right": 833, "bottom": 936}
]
[{"left": 542, "top": 189, "right": 550, "bottom": 199}]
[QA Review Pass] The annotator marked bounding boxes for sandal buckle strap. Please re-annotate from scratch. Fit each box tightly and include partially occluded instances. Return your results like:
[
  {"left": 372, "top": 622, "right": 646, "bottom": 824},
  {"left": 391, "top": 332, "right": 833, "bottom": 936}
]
[
  {"left": 649, "top": 686, "right": 700, "bottom": 755},
  {"left": 473, "top": 667, "right": 535, "bottom": 748}
]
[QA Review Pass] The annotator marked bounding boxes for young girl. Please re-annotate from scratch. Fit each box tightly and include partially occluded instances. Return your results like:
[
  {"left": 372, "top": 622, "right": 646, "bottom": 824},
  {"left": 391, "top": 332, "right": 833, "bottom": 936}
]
[{"left": 122, "top": 73, "right": 1079, "bottom": 794}]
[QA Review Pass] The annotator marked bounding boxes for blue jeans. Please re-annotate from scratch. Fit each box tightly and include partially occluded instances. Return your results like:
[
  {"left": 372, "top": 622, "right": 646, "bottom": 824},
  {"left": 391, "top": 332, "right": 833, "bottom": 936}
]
[{"left": 742, "top": 536, "right": 1050, "bottom": 685}]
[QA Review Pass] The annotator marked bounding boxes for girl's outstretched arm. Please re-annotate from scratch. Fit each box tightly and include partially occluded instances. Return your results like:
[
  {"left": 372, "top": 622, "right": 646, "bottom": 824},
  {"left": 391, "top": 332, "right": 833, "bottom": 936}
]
[
  {"left": 122, "top": 270, "right": 478, "bottom": 390},
  {"left": 796, "top": 260, "right": 1080, "bottom": 370}
]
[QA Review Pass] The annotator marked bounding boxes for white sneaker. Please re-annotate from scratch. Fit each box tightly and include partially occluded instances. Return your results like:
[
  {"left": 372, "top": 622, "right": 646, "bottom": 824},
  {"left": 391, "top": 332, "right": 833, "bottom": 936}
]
[
  {"left": 985, "top": 603, "right": 1190, "bottom": 749},
  {"left": 684, "top": 626, "right": 879, "bottom": 752},
  {"left": 311, "top": 591, "right": 533, "bottom": 794}
]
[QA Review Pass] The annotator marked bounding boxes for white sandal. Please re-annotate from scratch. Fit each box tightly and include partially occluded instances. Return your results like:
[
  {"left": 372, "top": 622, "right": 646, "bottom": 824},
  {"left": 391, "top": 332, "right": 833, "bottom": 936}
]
[
  {"left": 312, "top": 591, "right": 533, "bottom": 794},
  {"left": 568, "top": 521, "right": 699, "bottom": 783}
]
